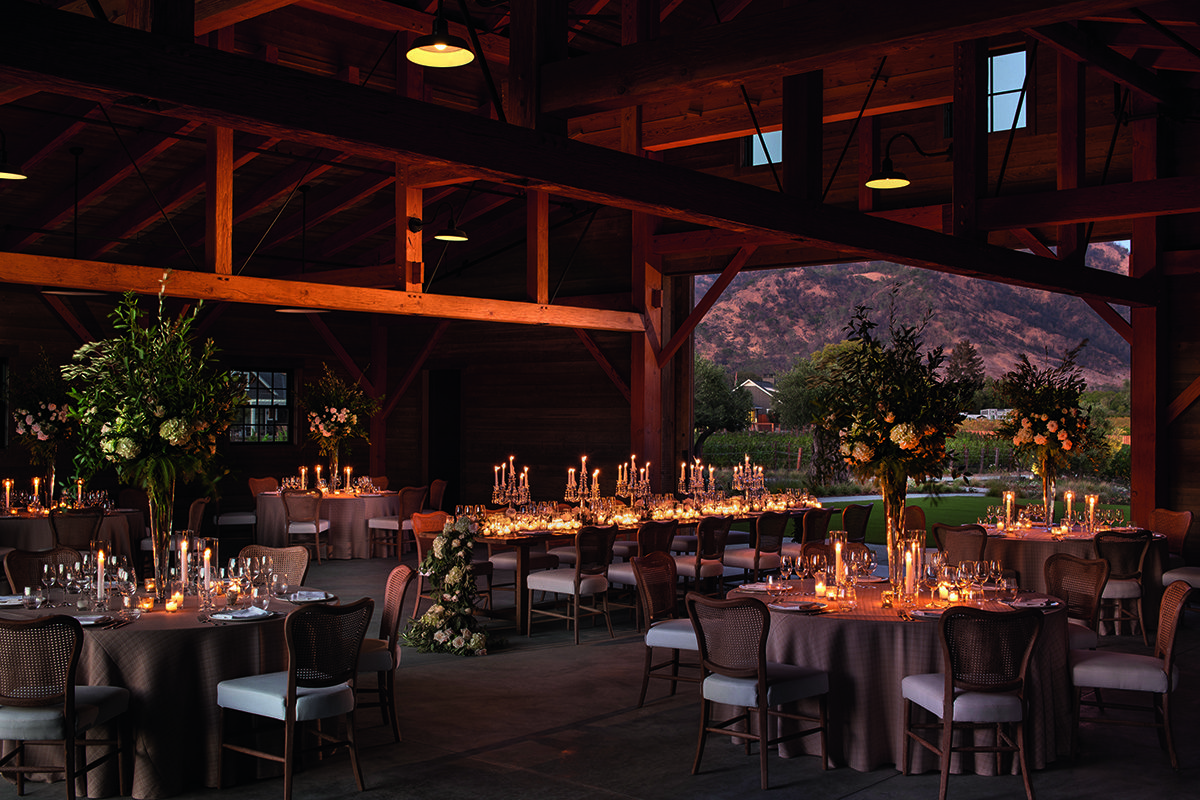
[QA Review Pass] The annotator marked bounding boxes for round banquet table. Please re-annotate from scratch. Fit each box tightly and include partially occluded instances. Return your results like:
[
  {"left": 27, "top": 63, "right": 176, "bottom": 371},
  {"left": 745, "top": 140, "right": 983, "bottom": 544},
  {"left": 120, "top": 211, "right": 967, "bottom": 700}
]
[
  {"left": 0, "top": 594, "right": 300, "bottom": 799},
  {"left": 0, "top": 509, "right": 142, "bottom": 562},
  {"left": 255, "top": 491, "right": 399, "bottom": 559},
  {"left": 980, "top": 527, "right": 1167, "bottom": 631},
  {"left": 732, "top": 582, "right": 1072, "bottom": 775}
]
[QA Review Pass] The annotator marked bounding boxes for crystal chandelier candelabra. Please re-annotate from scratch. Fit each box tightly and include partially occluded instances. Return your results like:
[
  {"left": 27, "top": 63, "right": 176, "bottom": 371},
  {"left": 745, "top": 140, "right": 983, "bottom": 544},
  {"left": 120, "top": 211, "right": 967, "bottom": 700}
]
[
  {"left": 616, "top": 454, "right": 653, "bottom": 507},
  {"left": 492, "top": 456, "right": 530, "bottom": 506},
  {"left": 732, "top": 455, "right": 766, "bottom": 500},
  {"left": 678, "top": 459, "right": 715, "bottom": 499},
  {"left": 564, "top": 455, "right": 600, "bottom": 506}
]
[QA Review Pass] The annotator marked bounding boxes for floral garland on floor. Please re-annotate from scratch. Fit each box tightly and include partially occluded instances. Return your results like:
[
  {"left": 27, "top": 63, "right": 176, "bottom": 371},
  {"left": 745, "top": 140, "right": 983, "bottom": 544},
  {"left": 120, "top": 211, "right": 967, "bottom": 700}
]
[{"left": 403, "top": 516, "right": 488, "bottom": 656}]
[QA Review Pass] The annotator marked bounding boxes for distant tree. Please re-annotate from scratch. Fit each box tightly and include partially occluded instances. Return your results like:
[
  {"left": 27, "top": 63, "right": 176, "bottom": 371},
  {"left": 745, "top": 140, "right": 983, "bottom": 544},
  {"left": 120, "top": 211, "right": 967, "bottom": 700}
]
[
  {"left": 693, "top": 356, "right": 752, "bottom": 458},
  {"left": 946, "top": 339, "right": 986, "bottom": 398},
  {"left": 772, "top": 341, "right": 857, "bottom": 486}
]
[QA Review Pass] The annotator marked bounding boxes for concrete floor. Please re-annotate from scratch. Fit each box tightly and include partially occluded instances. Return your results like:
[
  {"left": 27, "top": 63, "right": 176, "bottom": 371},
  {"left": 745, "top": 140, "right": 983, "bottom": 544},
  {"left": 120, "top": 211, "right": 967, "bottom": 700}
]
[{"left": 75, "top": 552, "right": 1200, "bottom": 799}]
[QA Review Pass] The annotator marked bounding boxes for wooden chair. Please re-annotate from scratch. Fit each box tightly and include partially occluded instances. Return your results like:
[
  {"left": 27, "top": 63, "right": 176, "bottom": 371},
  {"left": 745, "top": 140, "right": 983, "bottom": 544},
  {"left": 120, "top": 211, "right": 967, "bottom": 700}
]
[
  {"left": 902, "top": 607, "right": 1043, "bottom": 800},
  {"left": 357, "top": 565, "right": 415, "bottom": 743},
  {"left": 410, "top": 511, "right": 450, "bottom": 619},
  {"left": 0, "top": 615, "right": 131, "bottom": 800},
  {"left": 1149, "top": 507, "right": 1192, "bottom": 567},
  {"left": 723, "top": 511, "right": 787, "bottom": 582},
  {"left": 369, "top": 476, "right": 389, "bottom": 491},
  {"left": 185, "top": 497, "right": 210, "bottom": 534},
  {"left": 217, "top": 598, "right": 374, "bottom": 800},
  {"left": 800, "top": 506, "right": 835, "bottom": 544},
  {"left": 3, "top": 546, "right": 81, "bottom": 596},
  {"left": 841, "top": 502, "right": 873, "bottom": 543},
  {"left": 608, "top": 519, "right": 679, "bottom": 626},
  {"left": 1044, "top": 553, "right": 1109, "bottom": 650},
  {"left": 367, "top": 485, "right": 428, "bottom": 558},
  {"left": 632, "top": 552, "right": 698, "bottom": 707},
  {"left": 1096, "top": 529, "right": 1152, "bottom": 644},
  {"left": 931, "top": 523, "right": 987, "bottom": 565},
  {"left": 48, "top": 507, "right": 104, "bottom": 551},
  {"left": 281, "top": 489, "right": 330, "bottom": 564},
  {"left": 1072, "top": 581, "right": 1193, "bottom": 768},
  {"left": 904, "top": 505, "right": 928, "bottom": 542},
  {"left": 427, "top": 479, "right": 447, "bottom": 512},
  {"left": 238, "top": 544, "right": 310, "bottom": 588},
  {"left": 527, "top": 525, "right": 618, "bottom": 644},
  {"left": 214, "top": 478, "right": 268, "bottom": 539},
  {"left": 686, "top": 592, "right": 828, "bottom": 789},
  {"left": 673, "top": 516, "right": 731, "bottom": 595}
]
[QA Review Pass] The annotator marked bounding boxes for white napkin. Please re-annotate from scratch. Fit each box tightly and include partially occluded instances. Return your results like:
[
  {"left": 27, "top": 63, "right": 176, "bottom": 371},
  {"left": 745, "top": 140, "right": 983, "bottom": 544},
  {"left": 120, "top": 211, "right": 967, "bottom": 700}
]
[
  {"left": 211, "top": 606, "right": 271, "bottom": 621},
  {"left": 0, "top": 595, "right": 24, "bottom": 605},
  {"left": 289, "top": 591, "right": 327, "bottom": 602},
  {"left": 1009, "top": 597, "right": 1055, "bottom": 608},
  {"left": 75, "top": 615, "right": 109, "bottom": 625}
]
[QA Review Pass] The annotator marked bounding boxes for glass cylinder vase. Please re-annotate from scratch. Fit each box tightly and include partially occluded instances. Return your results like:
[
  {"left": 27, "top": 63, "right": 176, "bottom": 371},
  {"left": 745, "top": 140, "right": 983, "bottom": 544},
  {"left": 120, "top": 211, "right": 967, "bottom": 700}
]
[
  {"left": 879, "top": 462, "right": 908, "bottom": 591},
  {"left": 328, "top": 442, "right": 340, "bottom": 492},
  {"left": 145, "top": 476, "right": 175, "bottom": 602}
]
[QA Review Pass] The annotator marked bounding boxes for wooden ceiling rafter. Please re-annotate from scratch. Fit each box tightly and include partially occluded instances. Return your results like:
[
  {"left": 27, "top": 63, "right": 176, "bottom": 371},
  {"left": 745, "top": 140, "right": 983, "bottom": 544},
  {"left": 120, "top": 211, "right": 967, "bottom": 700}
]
[
  {"left": 306, "top": 311, "right": 377, "bottom": 395},
  {"left": 575, "top": 327, "right": 632, "bottom": 403},
  {"left": 657, "top": 245, "right": 756, "bottom": 368},
  {"left": 1025, "top": 22, "right": 1179, "bottom": 105}
]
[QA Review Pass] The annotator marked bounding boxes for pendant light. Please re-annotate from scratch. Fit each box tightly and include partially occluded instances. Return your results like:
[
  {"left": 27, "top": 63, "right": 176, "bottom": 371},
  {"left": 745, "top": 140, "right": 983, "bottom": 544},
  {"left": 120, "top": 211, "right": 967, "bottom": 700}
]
[
  {"left": 0, "top": 129, "right": 27, "bottom": 180},
  {"left": 406, "top": 0, "right": 474, "bottom": 68},
  {"left": 865, "top": 132, "right": 951, "bottom": 190}
]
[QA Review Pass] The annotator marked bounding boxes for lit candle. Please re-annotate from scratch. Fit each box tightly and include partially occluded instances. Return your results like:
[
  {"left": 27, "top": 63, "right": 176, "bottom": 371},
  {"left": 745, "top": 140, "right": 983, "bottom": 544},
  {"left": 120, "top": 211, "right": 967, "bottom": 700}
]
[
  {"left": 814, "top": 572, "right": 827, "bottom": 597},
  {"left": 939, "top": 583, "right": 949, "bottom": 600},
  {"left": 314, "top": 464, "right": 321, "bottom": 483},
  {"left": 904, "top": 550, "right": 915, "bottom": 597},
  {"left": 948, "top": 589, "right": 960, "bottom": 603},
  {"left": 1003, "top": 490, "right": 1015, "bottom": 528},
  {"left": 495, "top": 466, "right": 500, "bottom": 487},
  {"left": 1086, "top": 494, "right": 1098, "bottom": 529},
  {"left": 592, "top": 469, "right": 599, "bottom": 488},
  {"left": 568, "top": 467, "right": 575, "bottom": 487},
  {"left": 76, "top": 479, "right": 84, "bottom": 507},
  {"left": 97, "top": 549, "right": 105, "bottom": 602},
  {"left": 32, "top": 477, "right": 39, "bottom": 499},
  {"left": 137, "top": 596, "right": 154, "bottom": 611},
  {"left": 709, "top": 465, "right": 714, "bottom": 483},
  {"left": 834, "top": 540, "right": 844, "bottom": 585},
  {"left": 204, "top": 547, "right": 212, "bottom": 595},
  {"left": 630, "top": 454, "right": 636, "bottom": 479},
  {"left": 1064, "top": 490, "right": 1075, "bottom": 521},
  {"left": 500, "top": 462, "right": 505, "bottom": 485},
  {"left": 344, "top": 465, "right": 352, "bottom": 491},
  {"left": 300, "top": 466, "right": 307, "bottom": 489},
  {"left": 180, "top": 538, "right": 188, "bottom": 581},
  {"left": 3, "top": 479, "right": 10, "bottom": 508},
  {"left": 680, "top": 462, "right": 686, "bottom": 482}
]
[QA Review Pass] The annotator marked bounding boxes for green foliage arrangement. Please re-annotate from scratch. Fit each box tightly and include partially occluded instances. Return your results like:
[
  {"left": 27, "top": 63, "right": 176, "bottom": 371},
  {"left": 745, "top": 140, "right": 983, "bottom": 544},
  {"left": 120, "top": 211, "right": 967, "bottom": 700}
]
[
  {"left": 10, "top": 351, "right": 74, "bottom": 468},
  {"left": 403, "top": 516, "right": 488, "bottom": 656},
  {"left": 995, "top": 342, "right": 1093, "bottom": 475},
  {"left": 299, "top": 363, "right": 380, "bottom": 457},
  {"left": 818, "top": 303, "right": 970, "bottom": 483},
  {"left": 61, "top": 292, "right": 246, "bottom": 489}
]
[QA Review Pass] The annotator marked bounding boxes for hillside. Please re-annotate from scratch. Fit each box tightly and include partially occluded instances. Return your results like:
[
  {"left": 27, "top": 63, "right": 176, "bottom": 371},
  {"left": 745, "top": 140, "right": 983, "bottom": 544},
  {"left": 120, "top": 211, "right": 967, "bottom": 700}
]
[{"left": 695, "top": 242, "right": 1131, "bottom": 389}]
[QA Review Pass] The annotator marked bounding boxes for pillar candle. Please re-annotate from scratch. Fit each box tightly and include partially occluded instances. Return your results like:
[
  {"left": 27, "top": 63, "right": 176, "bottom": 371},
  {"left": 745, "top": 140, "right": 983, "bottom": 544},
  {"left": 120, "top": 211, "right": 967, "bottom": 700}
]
[
  {"left": 344, "top": 466, "right": 352, "bottom": 490},
  {"left": 300, "top": 466, "right": 307, "bottom": 489},
  {"left": 97, "top": 549, "right": 105, "bottom": 602},
  {"left": 76, "top": 479, "right": 84, "bottom": 507},
  {"left": 495, "top": 466, "right": 500, "bottom": 487},
  {"left": 1064, "top": 490, "right": 1075, "bottom": 521},
  {"left": 315, "top": 465, "right": 321, "bottom": 482},
  {"left": 180, "top": 539, "right": 188, "bottom": 580},
  {"left": 568, "top": 467, "right": 575, "bottom": 487},
  {"left": 904, "top": 550, "right": 915, "bottom": 596},
  {"left": 33, "top": 477, "right": 39, "bottom": 499},
  {"left": 500, "top": 462, "right": 505, "bottom": 484},
  {"left": 834, "top": 540, "right": 844, "bottom": 585},
  {"left": 680, "top": 462, "right": 686, "bottom": 482},
  {"left": 5, "top": 478, "right": 12, "bottom": 508},
  {"left": 204, "top": 548, "right": 212, "bottom": 595}
]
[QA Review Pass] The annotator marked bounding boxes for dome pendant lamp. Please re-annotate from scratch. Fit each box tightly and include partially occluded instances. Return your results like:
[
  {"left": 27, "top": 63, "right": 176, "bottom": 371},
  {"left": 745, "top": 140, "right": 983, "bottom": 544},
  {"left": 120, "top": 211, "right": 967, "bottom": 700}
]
[{"left": 407, "top": 1, "right": 474, "bottom": 68}]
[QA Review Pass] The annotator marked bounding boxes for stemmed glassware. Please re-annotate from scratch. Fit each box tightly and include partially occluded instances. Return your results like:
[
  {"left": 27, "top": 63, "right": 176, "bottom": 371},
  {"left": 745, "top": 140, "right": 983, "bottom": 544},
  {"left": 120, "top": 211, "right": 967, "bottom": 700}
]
[{"left": 41, "top": 564, "right": 57, "bottom": 607}]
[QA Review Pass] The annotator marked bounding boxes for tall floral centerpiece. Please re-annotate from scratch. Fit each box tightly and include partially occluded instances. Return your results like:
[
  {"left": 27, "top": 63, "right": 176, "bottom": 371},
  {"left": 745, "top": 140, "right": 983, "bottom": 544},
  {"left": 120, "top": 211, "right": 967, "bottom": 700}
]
[
  {"left": 10, "top": 352, "right": 74, "bottom": 506},
  {"left": 403, "top": 517, "right": 488, "bottom": 656},
  {"left": 817, "top": 303, "right": 969, "bottom": 586},
  {"left": 299, "top": 364, "right": 379, "bottom": 490},
  {"left": 996, "top": 343, "right": 1092, "bottom": 525},
  {"left": 62, "top": 291, "right": 245, "bottom": 598}
]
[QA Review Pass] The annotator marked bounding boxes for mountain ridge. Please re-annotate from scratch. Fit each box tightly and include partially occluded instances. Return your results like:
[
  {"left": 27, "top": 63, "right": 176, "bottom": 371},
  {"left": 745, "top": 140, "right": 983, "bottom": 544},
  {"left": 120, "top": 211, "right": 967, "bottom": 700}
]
[{"left": 695, "top": 243, "right": 1131, "bottom": 389}]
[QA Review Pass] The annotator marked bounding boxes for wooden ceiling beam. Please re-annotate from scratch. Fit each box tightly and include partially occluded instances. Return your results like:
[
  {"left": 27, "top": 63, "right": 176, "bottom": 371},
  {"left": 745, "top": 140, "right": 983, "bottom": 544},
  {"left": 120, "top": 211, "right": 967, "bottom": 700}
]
[
  {"left": 0, "top": 253, "right": 648, "bottom": 332},
  {"left": 540, "top": 0, "right": 1137, "bottom": 116},
  {"left": 1025, "top": 22, "right": 1177, "bottom": 105},
  {"left": 195, "top": 0, "right": 299, "bottom": 35},
  {"left": 0, "top": 5, "right": 1151, "bottom": 307}
]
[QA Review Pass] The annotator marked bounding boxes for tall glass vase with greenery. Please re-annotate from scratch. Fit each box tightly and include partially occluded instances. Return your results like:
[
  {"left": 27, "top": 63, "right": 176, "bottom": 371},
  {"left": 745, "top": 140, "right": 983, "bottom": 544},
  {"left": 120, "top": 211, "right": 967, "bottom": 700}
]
[
  {"left": 62, "top": 290, "right": 245, "bottom": 598},
  {"left": 816, "top": 298, "right": 970, "bottom": 588},
  {"left": 996, "top": 343, "right": 1092, "bottom": 526}
]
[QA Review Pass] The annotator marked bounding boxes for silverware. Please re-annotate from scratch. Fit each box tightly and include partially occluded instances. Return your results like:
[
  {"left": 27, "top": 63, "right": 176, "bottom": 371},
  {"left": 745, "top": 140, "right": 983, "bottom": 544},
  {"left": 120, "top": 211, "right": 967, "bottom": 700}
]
[{"left": 102, "top": 619, "right": 132, "bottom": 630}]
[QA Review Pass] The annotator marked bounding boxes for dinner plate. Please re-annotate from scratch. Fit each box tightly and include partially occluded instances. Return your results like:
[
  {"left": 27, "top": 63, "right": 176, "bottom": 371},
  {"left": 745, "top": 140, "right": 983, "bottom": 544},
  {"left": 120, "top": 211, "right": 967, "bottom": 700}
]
[
  {"left": 76, "top": 615, "right": 114, "bottom": 626},
  {"left": 0, "top": 596, "right": 24, "bottom": 607},
  {"left": 1005, "top": 598, "right": 1060, "bottom": 610},
  {"left": 287, "top": 591, "right": 333, "bottom": 604},
  {"left": 857, "top": 575, "right": 887, "bottom": 583},
  {"left": 210, "top": 609, "right": 280, "bottom": 622},
  {"left": 910, "top": 608, "right": 945, "bottom": 620},
  {"left": 768, "top": 600, "right": 825, "bottom": 613},
  {"left": 740, "top": 582, "right": 771, "bottom": 592}
]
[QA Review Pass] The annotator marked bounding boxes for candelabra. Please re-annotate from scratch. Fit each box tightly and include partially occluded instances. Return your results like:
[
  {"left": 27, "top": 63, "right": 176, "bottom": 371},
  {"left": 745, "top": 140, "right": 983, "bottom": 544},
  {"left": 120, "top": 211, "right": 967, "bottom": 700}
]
[
  {"left": 492, "top": 457, "right": 530, "bottom": 506},
  {"left": 677, "top": 459, "right": 716, "bottom": 500},
  {"left": 564, "top": 456, "right": 600, "bottom": 507},
  {"left": 732, "top": 456, "right": 767, "bottom": 502}
]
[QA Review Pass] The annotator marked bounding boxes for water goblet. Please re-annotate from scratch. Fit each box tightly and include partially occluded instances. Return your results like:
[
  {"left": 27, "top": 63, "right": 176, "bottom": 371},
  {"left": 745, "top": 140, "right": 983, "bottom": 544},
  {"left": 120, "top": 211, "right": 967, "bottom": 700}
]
[
  {"left": 41, "top": 564, "right": 57, "bottom": 608},
  {"left": 764, "top": 574, "right": 788, "bottom": 601}
]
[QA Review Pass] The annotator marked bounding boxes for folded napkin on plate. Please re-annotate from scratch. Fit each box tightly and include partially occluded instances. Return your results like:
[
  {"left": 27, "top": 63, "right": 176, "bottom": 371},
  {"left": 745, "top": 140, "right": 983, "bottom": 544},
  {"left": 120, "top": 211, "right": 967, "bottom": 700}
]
[
  {"left": 289, "top": 591, "right": 327, "bottom": 602},
  {"left": 740, "top": 582, "right": 771, "bottom": 592},
  {"left": 0, "top": 595, "right": 24, "bottom": 604},
  {"left": 211, "top": 606, "right": 272, "bottom": 621},
  {"left": 75, "top": 615, "right": 109, "bottom": 625},
  {"left": 1009, "top": 597, "right": 1055, "bottom": 608}
]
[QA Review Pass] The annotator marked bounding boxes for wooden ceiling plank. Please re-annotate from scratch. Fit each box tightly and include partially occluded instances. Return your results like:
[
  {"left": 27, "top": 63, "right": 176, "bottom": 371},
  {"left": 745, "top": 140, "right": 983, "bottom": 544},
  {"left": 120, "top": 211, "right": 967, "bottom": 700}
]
[
  {"left": 540, "top": 0, "right": 1138, "bottom": 116},
  {"left": 982, "top": 176, "right": 1200, "bottom": 228},
  {"left": 0, "top": 253, "right": 648, "bottom": 332},
  {"left": 0, "top": 85, "right": 36, "bottom": 105},
  {"left": 6, "top": 117, "right": 200, "bottom": 250},
  {"left": 194, "top": 0, "right": 299, "bottom": 35},
  {"left": 0, "top": 5, "right": 1151, "bottom": 306}
]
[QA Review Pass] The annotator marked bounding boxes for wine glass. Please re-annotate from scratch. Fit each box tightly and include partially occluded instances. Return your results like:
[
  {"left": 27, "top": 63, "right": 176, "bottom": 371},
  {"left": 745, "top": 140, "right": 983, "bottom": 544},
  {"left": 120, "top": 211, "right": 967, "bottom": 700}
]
[
  {"left": 765, "top": 574, "right": 788, "bottom": 601},
  {"left": 41, "top": 563, "right": 57, "bottom": 607}
]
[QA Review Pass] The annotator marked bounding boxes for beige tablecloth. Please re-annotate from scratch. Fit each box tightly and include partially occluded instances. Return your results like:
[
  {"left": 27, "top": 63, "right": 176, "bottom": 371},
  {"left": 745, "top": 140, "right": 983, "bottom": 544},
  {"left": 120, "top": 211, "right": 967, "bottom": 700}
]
[
  {"left": 982, "top": 529, "right": 1167, "bottom": 629},
  {"left": 0, "top": 510, "right": 141, "bottom": 562},
  {"left": 2, "top": 596, "right": 294, "bottom": 799},
  {"left": 751, "top": 585, "right": 1071, "bottom": 775},
  {"left": 255, "top": 492, "right": 399, "bottom": 559}
]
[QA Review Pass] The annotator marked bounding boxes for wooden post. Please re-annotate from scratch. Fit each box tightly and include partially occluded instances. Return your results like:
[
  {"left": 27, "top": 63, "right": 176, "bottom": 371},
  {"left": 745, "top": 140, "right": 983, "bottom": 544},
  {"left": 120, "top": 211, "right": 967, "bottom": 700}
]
[
  {"left": 1129, "top": 96, "right": 1162, "bottom": 525},
  {"left": 526, "top": 190, "right": 549, "bottom": 304},
  {"left": 782, "top": 70, "right": 822, "bottom": 201},
  {"left": 369, "top": 316, "right": 387, "bottom": 478},
  {"left": 1056, "top": 52, "right": 1086, "bottom": 264},
  {"left": 952, "top": 40, "right": 986, "bottom": 239},
  {"left": 204, "top": 124, "right": 232, "bottom": 275}
]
